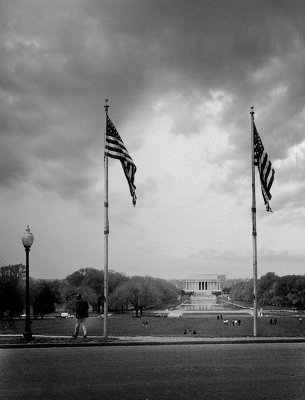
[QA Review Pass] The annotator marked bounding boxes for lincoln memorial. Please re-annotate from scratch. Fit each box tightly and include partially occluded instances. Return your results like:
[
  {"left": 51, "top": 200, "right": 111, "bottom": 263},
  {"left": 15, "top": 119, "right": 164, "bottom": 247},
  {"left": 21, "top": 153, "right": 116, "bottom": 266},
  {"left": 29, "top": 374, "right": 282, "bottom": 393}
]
[{"left": 185, "top": 274, "right": 225, "bottom": 293}]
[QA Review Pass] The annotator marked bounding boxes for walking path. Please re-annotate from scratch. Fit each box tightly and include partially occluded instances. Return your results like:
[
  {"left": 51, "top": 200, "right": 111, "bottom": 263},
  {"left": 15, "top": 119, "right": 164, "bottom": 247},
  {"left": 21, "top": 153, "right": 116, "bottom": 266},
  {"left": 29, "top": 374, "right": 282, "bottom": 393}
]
[{"left": 1, "top": 334, "right": 305, "bottom": 348}]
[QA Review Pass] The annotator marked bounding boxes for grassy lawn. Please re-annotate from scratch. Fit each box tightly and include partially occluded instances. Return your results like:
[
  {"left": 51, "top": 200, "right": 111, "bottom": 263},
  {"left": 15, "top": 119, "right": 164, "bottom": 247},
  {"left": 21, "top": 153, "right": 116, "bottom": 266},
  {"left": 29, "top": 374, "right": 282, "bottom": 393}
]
[{"left": 1, "top": 313, "right": 305, "bottom": 338}]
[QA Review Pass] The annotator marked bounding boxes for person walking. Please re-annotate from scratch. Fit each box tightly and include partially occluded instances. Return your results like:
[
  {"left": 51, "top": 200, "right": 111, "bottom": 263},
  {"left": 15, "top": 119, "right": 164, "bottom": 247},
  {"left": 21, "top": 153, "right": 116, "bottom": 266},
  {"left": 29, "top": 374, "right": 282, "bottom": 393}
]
[{"left": 72, "top": 294, "right": 89, "bottom": 339}]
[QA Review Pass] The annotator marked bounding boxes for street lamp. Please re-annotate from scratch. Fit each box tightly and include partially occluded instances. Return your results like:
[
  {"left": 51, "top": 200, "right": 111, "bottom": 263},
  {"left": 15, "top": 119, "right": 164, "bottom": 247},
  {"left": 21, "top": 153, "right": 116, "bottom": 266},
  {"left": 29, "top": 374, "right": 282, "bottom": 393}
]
[{"left": 21, "top": 225, "right": 34, "bottom": 340}]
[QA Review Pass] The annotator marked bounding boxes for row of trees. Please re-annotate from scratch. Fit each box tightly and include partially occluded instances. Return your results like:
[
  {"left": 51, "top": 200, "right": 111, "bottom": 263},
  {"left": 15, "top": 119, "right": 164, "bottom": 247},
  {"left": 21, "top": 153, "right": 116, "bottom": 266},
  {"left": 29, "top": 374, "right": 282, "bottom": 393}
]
[
  {"left": 0, "top": 264, "right": 63, "bottom": 319},
  {"left": 229, "top": 272, "right": 305, "bottom": 309},
  {"left": 64, "top": 268, "right": 178, "bottom": 316},
  {"left": 0, "top": 264, "right": 25, "bottom": 318},
  {"left": 0, "top": 265, "right": 179, "bottom": 319}
]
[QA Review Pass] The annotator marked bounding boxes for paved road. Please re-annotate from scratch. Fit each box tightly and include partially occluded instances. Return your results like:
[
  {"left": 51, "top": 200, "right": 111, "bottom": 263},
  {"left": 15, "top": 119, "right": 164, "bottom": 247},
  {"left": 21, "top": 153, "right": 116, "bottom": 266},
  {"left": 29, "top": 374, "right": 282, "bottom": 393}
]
[{"left": 1, "top": 343, "right": 305, "bottom": 399}]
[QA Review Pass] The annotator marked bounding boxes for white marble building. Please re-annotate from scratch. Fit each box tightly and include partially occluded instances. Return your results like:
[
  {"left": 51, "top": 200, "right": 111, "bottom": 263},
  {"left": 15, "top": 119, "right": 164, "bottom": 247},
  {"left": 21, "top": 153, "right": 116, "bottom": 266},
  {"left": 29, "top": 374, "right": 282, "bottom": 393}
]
[{"left": 185, "top": 274, "right": 225, "bottom": 293}]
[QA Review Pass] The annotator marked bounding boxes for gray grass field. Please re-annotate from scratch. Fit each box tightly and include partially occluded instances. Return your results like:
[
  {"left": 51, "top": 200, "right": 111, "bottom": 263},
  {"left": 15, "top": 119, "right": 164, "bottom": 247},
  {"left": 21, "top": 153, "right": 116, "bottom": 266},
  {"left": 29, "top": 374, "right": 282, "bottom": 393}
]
[{"left": 1, "top": 313, "right": 305, "bottom": 340}]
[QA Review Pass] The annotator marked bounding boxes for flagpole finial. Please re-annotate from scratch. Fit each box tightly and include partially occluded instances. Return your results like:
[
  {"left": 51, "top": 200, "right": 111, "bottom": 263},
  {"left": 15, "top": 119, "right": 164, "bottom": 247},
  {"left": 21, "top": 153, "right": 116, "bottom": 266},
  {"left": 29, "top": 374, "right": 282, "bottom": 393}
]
[
  {"left": 250, "top": 106, "right": 255, "bottom": 117},
  {"left": 104, "top": 99, "right": 109, "bottom": 113}
]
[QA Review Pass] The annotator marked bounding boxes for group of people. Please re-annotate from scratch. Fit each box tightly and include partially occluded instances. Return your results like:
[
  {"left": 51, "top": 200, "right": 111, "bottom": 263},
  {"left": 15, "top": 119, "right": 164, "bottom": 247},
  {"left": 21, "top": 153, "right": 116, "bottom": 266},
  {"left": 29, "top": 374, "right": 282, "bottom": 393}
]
[
  {"left": 183, "top": 329, "right": 196, "bottom": 335},
  {"left": 222, "top": 318, "right": 241, "bottom": 326}
]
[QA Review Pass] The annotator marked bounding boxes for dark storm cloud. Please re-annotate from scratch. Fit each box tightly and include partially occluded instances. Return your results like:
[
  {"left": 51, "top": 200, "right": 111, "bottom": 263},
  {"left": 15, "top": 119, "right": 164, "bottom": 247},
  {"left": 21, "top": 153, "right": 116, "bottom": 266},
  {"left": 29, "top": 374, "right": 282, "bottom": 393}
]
[{"left": 1, "top": 0, "right": 305, "bottom": 209}]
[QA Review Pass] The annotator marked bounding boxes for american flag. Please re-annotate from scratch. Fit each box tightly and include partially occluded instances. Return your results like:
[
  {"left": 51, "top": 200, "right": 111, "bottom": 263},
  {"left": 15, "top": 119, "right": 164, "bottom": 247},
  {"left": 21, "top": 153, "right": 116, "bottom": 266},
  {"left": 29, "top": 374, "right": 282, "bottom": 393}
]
[
  {"left": 105, "top": 115, "right": 137, "bottom": 206},
  {"left": 253, "top": 122, "right": 275, "bottom": 212}
]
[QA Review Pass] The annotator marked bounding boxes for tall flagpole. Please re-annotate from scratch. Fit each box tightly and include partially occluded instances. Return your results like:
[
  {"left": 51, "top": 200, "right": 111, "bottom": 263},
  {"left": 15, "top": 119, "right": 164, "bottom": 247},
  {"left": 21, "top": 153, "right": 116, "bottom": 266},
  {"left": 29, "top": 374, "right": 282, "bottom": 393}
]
[
  {"left": 104, "top": 99, "right": 109, "bottom": 339},
  {"left": 250, "top": 107, "right": 258, "bottom": 337}
]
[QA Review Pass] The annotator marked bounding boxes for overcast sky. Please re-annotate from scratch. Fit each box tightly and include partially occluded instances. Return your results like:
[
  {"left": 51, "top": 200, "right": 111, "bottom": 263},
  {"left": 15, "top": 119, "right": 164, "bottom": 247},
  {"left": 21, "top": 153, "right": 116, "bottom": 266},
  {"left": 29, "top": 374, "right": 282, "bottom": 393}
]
[{"left": 1, "top": 0, "right": 305, "bottom": 281}]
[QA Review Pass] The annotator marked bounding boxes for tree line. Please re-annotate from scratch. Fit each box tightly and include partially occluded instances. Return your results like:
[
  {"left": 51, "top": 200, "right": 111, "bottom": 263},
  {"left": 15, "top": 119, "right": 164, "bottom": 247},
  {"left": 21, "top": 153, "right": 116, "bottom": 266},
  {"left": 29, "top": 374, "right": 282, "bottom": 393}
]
[
  {"left": 229, "top": 272, "right": 305, "bottom": 309},
  {"left": 0, "top": 265, "right": 179, "bottom": 319}
]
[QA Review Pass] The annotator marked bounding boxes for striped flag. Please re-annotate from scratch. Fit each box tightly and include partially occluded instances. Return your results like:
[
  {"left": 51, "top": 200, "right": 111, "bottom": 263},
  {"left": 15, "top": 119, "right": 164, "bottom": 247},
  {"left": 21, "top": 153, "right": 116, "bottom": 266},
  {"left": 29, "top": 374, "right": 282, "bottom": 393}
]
[
  {"left": 253, "top": 122, "right": 275, "bottom": 212},
  {"left": 105, "top": 115, "right": 137, "bottom": 206}
]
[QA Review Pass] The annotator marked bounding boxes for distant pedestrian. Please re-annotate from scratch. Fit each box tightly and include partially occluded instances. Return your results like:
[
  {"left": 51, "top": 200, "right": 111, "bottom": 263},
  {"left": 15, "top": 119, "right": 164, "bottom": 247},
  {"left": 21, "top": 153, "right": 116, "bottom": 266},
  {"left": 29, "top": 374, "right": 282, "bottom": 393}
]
[
  {"left": 223, "top": 319, "right": 229, "bottom": 325},
  {"left": 183, "top": 329, "right": 187, "bottom": 334},
  {"left": 193, "top": 330, "right": 196, "bottom": 335},
  {"left": 299, "top": 317, "right": 303, "bottom": 324},
  {"left": 232, "top": 320, "right": 235, "bottom": 326},
  {"left": 220, "top": 315, "right": 223, "bottom": 320},
  {"left": 72, "top": 294, "right": 89, "bottom": 339},
  {"left": 145, "top": 321, "right": 148, "bottom": 329},
  {"left": 217, "top": 315, "right": 219, "bottom": 320},
  {"left": 274, "top": 318, "right": 277, "bottom": 325},
  {"left": 238, "top": 320, "right": 241, "bottom": 326}
]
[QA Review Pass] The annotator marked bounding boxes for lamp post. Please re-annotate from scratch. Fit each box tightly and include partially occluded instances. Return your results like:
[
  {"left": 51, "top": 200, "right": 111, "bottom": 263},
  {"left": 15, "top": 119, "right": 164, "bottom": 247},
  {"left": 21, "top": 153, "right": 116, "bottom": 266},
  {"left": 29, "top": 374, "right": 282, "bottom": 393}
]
[{"left": 21, "top": 225, "right": 34, "bottom": 340}]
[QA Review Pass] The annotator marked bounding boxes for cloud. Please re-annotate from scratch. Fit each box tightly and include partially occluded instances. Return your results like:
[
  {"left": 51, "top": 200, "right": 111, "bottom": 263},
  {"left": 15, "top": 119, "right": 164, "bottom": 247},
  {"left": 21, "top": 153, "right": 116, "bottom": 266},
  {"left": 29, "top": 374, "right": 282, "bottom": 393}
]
[
  {"left": 169, "top": 246, "right": 305, "bottom": 280},
  {"left": 2, "top": 1, "right": 305, "bottom": 201},
  {"left": 1, "top": 1, "right": 305, "bottom": 279}
]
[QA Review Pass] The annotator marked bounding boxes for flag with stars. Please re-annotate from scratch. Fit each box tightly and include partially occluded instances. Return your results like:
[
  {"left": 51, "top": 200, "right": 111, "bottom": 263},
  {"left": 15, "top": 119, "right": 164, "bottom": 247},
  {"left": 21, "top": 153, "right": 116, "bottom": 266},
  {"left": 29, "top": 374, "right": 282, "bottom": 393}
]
[
  {"left": 105, "top": 115, "right": 137, "bottom": 206},
  {"left": 253, "top": 122, "right": 275, "bottom": 212}
]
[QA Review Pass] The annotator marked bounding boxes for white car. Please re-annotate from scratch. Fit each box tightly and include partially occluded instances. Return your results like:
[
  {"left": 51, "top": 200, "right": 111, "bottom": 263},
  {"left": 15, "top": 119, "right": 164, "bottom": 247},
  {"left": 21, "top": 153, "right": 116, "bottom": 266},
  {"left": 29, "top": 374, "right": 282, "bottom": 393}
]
[{"left": 60, "top": 312, "right": 74, "bottom": 318}]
